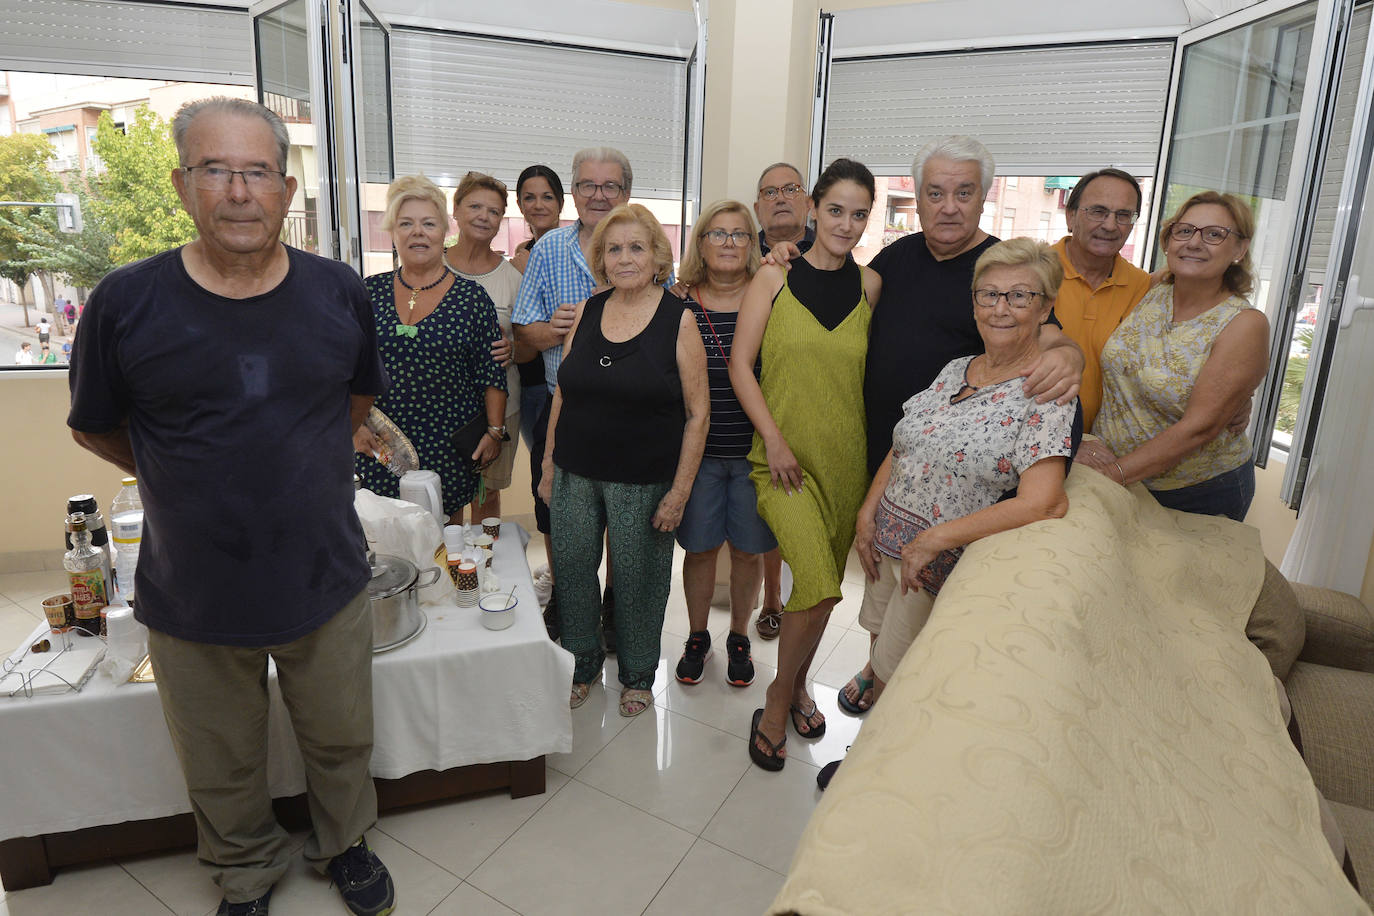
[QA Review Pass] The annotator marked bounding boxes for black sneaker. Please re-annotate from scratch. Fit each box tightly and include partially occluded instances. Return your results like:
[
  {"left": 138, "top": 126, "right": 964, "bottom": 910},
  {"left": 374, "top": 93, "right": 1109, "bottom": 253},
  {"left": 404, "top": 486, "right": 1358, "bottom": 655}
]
[
  {"left": 725, "top": 632, "right": 755, "bottom": 687},
  {"left": 543, "top": 593, "right": 561, "bottom": 642},
  {"left": 675, "top": 631, "right": 711, "bottom": 684},
  {"left": 601, "top": 584, "right": 617, "bottom": 654},
  {"left": 217, "top": 889, "right": 272, "bottom": 915},
  {"left": 327, "top": 836, "right": 395, "bottom": 916}
]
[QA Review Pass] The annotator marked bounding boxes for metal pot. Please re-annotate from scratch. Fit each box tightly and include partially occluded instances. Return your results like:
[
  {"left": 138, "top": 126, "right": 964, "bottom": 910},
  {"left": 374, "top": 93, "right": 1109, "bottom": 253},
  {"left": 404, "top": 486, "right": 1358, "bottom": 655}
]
[{"left": 367, "top": 552, "right": 441, "bottom": 653}]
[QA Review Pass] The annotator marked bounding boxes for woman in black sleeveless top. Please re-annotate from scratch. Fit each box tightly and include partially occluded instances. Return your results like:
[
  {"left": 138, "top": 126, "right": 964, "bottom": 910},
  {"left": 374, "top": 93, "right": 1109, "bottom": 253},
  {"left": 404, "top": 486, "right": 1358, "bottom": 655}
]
[{"left": 538, "top": 204, "right": 709, "bottom": 717}]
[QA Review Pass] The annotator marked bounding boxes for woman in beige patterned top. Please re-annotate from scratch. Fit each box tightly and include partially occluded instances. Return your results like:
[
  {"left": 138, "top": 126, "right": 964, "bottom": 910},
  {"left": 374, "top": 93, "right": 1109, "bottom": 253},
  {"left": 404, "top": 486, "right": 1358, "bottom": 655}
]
[{"left": 1080, "top": 191, "right": 1270, "bottom": 521}]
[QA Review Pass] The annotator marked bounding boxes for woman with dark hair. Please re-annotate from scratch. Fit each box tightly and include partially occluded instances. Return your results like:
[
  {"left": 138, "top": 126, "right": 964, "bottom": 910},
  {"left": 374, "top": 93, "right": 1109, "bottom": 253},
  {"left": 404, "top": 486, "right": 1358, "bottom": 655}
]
[
  {"left": 511, "top": 164, "right": 566, "bottom": 623},
  {"left": 730, "top": 158, "right": 883, "bottom": 770},
  {"left": 510, "top": 164, "right": 565, "bottom": 275},
  {"left": 1079, "top": 191, "right": 1268, "bottom": 522}
]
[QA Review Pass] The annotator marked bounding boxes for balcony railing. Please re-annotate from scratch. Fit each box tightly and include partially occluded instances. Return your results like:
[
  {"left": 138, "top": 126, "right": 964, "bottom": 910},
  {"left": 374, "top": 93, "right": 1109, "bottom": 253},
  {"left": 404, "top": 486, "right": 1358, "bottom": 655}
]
[
  {"left": 281, "top": 210, "right": 318, "bottom": 252},
  {"left": 262, "top": 92, "right": 312, "bottom": 124}
]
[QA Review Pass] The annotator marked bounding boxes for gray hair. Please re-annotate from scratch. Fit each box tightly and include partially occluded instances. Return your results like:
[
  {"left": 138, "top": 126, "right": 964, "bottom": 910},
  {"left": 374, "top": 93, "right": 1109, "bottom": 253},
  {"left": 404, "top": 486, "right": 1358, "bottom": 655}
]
[
  {"left": 756, "top": 161, "right": 805, "bottom": 190},
  {"left": 571, "top": 146, "right": 633, "bottom": 195},
  {"left": 911, "top": 135, "right": 995, "bottom": 199},
  {"left": 172, "top": 97, "right": 290, "bottom": 172}
]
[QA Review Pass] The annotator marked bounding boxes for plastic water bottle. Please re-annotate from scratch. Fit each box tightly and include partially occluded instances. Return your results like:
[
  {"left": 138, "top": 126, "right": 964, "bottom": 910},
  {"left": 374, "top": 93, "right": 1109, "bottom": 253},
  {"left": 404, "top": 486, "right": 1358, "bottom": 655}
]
[{"left": 110, "top": 477, "right": 143, "bottom": 605}]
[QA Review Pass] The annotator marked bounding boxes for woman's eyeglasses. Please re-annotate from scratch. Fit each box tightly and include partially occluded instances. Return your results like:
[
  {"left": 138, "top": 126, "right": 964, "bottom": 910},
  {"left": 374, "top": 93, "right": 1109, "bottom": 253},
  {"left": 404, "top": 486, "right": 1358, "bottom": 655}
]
[
  {"left": 1169, "top": 223, "right": 1238, "bottom": 246},
  {"left": 973, "top": 288, "right": 1043, "bottom": 309},
  {"left": 703, "top": 229, "right": 752, "bottom": 247}
]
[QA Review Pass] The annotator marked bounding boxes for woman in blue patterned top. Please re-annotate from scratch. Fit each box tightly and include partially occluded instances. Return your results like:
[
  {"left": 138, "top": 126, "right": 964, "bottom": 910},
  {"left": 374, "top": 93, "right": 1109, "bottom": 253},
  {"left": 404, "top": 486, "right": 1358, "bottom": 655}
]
[
  {"left": 671, "top": 200, "right": 778, "bottom": 690},
  {"left": 353, "top": 175, "right": 507, "bottom": 521}
]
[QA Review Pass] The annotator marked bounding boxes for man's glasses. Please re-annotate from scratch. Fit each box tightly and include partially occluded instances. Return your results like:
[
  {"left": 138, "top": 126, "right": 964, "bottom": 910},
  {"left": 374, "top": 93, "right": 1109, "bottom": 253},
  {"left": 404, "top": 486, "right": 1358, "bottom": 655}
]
[
  {"left": 704, "top": 229, "right": 752, "bottom": 247},
  {"left": 183, "top": 166, "right": 286, "bottom": 192},
  {"left": 1169, "top": 223, "right": 1238, "bottom": 246},
  {"left": 1079, "top": 205, "right": 1137, "bottom": 226},
  {"left": 973, "top": 288, "right": 1043, "bottom": 309},
  {"left": 573, "top": 180, "right": 625, "bottom": 200},
  {"left": 758, "top": 183, "right": 805, "bottom": 202}
]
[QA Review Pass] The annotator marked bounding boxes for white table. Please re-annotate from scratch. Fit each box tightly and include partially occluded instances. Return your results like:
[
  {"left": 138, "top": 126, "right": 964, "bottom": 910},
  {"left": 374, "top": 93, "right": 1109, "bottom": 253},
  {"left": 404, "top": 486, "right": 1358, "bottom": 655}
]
[{"left": 0, "top": 523, "right": 572, "bottom": 889}]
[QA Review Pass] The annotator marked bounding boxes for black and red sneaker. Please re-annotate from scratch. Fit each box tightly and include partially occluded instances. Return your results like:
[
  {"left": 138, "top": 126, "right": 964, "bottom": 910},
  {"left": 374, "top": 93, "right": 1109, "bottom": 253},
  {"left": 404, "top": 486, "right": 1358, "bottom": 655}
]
[
  {"left": 725, "top": 632, "right": 755, "bottom": 687},
  {"left": 675, "top": 631, "right": 711, "bottom": 684}
]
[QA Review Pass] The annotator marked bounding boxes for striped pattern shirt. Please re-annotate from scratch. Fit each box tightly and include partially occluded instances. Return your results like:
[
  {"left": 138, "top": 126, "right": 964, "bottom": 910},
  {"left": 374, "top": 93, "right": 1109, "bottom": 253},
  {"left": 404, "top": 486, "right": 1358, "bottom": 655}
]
[{"left": 687, "top": 298, "right": 757, "bottom": 459}]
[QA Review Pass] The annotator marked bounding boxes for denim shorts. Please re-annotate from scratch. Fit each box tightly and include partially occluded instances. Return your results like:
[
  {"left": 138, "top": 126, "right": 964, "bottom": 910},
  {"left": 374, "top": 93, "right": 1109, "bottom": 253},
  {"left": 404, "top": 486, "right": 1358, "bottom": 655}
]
[
  {"left": 675, "top": 456, "right": 778, "bottom": 555},
  {"left": 1148, "top": 461, "right": 1255, "bottom": 523}
]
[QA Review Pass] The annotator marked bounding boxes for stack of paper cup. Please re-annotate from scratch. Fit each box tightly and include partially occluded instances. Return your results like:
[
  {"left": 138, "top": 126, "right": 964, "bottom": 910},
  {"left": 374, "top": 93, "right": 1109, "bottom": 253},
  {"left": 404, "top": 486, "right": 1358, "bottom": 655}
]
[{"left": 454, "top": 559, "right": 480, "bottom": 607}]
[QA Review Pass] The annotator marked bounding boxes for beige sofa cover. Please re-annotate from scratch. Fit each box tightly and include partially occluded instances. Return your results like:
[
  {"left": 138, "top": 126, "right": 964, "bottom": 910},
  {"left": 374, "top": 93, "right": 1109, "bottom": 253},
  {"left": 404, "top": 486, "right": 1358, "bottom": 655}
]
[{"left": 770, "top": 466, "right": 1369, "bottom": 915}]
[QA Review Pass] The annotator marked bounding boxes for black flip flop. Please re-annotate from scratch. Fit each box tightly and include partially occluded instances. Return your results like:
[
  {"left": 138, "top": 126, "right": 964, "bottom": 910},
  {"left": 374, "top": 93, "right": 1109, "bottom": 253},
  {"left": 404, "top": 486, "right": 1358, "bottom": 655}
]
[
  {"left": 790, "top": 702, "right": 827, "bottom": 739},
  {"left": 837, "top": 671, "right": 874, "bottom": 715},
  {"left": 749, "top": 708, "right": 786, "bottom": 771}
]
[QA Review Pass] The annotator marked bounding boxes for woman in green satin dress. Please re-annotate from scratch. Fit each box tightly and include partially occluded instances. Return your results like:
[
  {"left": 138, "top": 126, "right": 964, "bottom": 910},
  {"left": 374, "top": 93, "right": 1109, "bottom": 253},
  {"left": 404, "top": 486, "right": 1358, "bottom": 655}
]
[{"left": 729, "top": 158, "right": 883, "bottom": 771}]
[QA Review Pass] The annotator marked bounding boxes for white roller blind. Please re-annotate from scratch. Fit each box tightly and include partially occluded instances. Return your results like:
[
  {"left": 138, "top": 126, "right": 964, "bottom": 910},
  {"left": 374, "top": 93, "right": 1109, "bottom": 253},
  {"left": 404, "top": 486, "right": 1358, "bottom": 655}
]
[
  {"left": 825, "top": 41, "right": 1174, "bottom": 176},
  {"left": 390, "top": 29, "right": 686, "bottom": 196},
  {"left": 0, "top": 0, "right": 252, "bottom": 84},
  {"left": 1308, "top": 3, "right": 1371, "bottom": 278}
]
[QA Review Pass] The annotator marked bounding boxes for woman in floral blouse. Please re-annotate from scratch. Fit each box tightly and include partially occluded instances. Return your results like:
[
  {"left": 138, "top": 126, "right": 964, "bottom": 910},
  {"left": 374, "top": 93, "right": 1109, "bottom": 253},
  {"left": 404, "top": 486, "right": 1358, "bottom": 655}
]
[{"left": 850, "top": 237, "right": 1082, "bottom": 715}]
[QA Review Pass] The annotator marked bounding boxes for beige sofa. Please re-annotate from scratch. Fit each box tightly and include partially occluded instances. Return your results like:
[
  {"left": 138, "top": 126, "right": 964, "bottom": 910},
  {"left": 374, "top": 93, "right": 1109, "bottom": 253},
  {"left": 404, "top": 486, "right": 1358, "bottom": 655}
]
[
  {"left": 1253, "top": 562, "right": 1374, "bottom": 907},
  {"left": 769, "top": 469, "right": 1371, "bottom": 915}
]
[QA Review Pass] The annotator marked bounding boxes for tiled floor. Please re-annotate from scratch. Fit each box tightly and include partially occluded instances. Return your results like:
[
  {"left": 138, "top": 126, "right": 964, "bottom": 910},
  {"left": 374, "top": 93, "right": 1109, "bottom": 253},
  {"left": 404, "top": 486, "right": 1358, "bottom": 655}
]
[{"left": 0, "top": 536, "right": 875, "bottom": 916}]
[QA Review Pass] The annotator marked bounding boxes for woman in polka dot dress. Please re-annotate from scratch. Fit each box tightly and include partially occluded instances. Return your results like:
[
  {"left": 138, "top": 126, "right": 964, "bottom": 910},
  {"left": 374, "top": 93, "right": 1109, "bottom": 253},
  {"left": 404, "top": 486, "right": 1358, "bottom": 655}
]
[{"left": 354, "top": 175, "right": 508, "bottom": 521}]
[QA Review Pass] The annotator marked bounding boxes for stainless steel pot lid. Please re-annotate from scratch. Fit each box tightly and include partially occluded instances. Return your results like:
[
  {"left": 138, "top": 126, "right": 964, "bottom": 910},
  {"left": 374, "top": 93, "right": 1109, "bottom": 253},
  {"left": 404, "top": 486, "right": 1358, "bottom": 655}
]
[{"left": 368, "top": 553, "right": 419, "bottom": 600}]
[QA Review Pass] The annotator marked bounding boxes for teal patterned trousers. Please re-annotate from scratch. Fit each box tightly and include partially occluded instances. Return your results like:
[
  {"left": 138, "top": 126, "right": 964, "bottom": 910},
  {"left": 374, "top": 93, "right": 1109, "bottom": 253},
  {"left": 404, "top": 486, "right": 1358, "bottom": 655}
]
[{"left": 550, "top": 467, "right": 673, "bottom": 689}]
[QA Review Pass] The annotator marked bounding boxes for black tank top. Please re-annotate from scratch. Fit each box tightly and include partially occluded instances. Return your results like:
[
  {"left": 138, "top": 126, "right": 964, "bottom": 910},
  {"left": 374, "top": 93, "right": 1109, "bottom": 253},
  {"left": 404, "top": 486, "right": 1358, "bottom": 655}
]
[
  {"left": 553, "top": 289, "right": 686, "bottom": 483},
  {"left": 784, "top": 255, "right": 862, "bottom": 331}
]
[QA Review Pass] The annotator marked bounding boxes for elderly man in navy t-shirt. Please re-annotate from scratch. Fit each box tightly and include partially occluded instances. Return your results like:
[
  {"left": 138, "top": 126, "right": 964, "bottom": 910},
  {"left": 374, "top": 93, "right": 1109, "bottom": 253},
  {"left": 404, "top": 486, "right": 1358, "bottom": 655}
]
[{"left": 68, "top": 98, "right": 394, "bottom": 916}]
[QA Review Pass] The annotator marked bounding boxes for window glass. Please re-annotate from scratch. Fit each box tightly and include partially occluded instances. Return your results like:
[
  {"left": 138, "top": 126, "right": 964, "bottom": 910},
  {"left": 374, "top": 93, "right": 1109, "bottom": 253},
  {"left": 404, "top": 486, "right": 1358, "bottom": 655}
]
[{"left": 1, "top": 74, "right": 257, "bottom": 370}]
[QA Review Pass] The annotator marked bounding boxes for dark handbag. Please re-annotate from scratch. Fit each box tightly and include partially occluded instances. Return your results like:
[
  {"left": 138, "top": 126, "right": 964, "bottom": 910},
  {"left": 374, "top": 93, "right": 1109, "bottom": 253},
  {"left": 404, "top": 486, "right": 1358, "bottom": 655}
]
[{"left": 450, "top": 413, "right": 488, "bottom": 473}]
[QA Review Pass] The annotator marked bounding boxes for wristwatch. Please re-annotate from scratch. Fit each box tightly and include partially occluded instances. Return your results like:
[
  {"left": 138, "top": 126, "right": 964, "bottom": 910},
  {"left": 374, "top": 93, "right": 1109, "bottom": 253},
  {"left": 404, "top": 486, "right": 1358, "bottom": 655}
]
[{"left": 487, "top": 424, "right": 510, "bottom": 442}]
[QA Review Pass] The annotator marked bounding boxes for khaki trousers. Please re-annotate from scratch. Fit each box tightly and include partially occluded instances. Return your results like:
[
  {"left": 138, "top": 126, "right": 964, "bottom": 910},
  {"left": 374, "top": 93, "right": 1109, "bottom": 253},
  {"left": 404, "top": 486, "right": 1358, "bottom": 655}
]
[
  {"left": 147, "top": 588, "right": 377, "bottom": 903},
  {"left": 857, "top": 556, "right": 937, "bottom": 684}
]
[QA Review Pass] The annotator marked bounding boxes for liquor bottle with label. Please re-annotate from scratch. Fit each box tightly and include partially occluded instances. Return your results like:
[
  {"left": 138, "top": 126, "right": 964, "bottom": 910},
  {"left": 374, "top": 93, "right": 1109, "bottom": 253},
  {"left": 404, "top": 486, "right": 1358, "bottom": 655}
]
[{"left": 65, "top": 512, "right": 109, "bottom": 637}]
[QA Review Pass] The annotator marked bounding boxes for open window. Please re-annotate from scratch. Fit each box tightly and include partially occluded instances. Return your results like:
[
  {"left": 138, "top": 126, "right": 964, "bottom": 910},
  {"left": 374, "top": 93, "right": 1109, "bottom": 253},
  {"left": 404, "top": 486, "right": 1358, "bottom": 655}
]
[{"left": 1150, "top": 0, "right": 1374, "bottom": 509}]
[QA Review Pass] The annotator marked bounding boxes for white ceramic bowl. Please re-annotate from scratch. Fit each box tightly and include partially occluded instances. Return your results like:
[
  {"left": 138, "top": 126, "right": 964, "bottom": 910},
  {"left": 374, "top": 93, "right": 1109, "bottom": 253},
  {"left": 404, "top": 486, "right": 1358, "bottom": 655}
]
[{"left": 479, "top": 592, "right": 517, "bottom": 630}]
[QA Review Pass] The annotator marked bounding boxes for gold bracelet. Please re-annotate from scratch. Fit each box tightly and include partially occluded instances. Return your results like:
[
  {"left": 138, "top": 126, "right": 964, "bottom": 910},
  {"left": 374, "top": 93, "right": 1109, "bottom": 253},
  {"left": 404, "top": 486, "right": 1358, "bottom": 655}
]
[{"left": 1112, "top": 461, "right": 1126, "bottom": 486}]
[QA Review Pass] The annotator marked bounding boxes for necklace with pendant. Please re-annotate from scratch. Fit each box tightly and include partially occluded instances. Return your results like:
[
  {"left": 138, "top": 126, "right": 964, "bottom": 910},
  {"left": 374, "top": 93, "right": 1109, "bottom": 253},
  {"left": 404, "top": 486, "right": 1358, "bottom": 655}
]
[
  {"left": 395, "top": 266, "right": 450, "bottom": 338},
  {"left": 397, "top": 266, "right": 450, "bottom": 313}
]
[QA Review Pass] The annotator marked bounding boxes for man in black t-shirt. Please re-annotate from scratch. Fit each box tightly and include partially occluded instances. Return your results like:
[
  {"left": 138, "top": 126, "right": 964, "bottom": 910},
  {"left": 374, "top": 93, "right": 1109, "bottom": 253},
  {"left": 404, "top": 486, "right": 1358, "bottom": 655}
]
[
  {"left": 863, "top": 136, "right": 1083, "bottom": 475},
  {"left": 68, "top": 98, "right": 395, "bottom": 916}
]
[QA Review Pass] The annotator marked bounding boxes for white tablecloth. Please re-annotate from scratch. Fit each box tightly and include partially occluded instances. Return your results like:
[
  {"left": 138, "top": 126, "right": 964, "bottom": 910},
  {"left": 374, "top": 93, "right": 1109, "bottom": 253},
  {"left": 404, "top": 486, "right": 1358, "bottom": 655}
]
[{"left": 0, "top": 523, "right": 572, "bottom": 841}]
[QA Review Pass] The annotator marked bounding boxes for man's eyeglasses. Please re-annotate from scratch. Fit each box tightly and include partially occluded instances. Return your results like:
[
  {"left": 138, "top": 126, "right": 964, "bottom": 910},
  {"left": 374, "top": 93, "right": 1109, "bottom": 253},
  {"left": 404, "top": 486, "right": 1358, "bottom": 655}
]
[
  {"left": 1079, "top": 205, "right": 1137, "bottom": 226},
  {"left": 758, "top": 183, "right": 805, "bottom": 202},
  {"left": 1169, "top": 223, "right": 1238, "bottom": 246},
  {"left": 573, "top": 180, "right": 625, "bottom": 200},
  {"left": 704, "top": 229, "right": 752, "bottom": 247},
  {"left": 973, "top": 288, "right": 1043, "bottom": 309},
  {"left": 183, "top": 166, "right": 286, "bottom": 192}
]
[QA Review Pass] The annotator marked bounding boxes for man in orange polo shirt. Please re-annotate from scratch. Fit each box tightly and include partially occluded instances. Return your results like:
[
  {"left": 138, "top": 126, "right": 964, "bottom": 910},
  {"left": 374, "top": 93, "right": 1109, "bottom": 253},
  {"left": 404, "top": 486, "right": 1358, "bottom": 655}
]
[{"left": 1052, "top": 168, "right": 1151, "bottom": 430}]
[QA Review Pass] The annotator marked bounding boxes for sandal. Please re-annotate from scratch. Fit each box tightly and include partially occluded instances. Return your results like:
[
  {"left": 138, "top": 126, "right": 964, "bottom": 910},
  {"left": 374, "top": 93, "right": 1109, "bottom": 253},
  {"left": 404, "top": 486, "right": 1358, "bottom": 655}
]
[
  {"left": 790, "top": 701, "right": 826, "bottom": 739},
  {"left": 618, "top": 687, "right": 652, "bottom": 718},
  {"left": 569, "top": 683, "right": 591, "bottom": 709},
  {"left": 749, "top": 708, "right": 786, "bottom": 771},
  {"left": 837, "top": 671, "right": 875, "bottom": 715},
  {"left": 754, "top": 607, "right": 782, "bottom": 641}
]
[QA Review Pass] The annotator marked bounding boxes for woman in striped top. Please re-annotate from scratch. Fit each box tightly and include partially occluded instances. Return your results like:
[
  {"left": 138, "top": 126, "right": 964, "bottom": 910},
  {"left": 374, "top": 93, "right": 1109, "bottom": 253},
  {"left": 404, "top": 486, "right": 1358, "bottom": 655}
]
[{"left": 672, "top": 200, "right": 780, "bottom": 690}]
